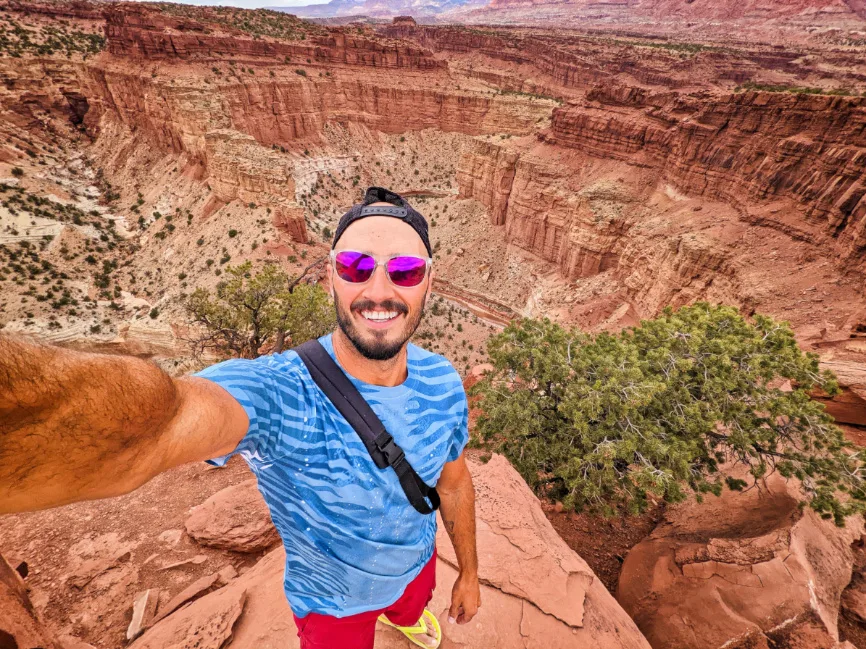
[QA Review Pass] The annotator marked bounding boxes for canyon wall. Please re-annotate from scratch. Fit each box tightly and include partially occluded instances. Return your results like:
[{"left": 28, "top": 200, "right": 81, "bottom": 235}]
[
  {"left": 548, "top": 87, "right": 866, "bottom": 265},
  {"left": 483, "top": 0, "right": 856, "bottom": 19},
  {"left": 103, "top": 4, "right": 442, "bottom": 69},
  {"left": 457, "top": 86, "right": 866, "bottom": 292},
  {"left": 78, "top": 4, "right": 552, "bottom": 245},
  {"left": 91, "top": 6, "right": 549, "bottom": 152},
  {"left": 382, "top": 24, "right": 833, "bottom": 93}
]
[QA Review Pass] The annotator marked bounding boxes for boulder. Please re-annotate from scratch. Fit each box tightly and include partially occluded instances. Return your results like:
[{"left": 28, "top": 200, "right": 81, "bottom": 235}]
[
  {"left": 617, "top": 469, "right": 864, "bottom": 649},
  {"left": 816, "top": 360, "right": 866, "bottom": 427},
  {"left": 133, "top": 455, "right": 651, "bottom": 649},
  {"left": 185, "top": 479, "right": 280, "bottom": 553},
  {"left": 0, "top": 551, "right": 63, "bottom": 649}
]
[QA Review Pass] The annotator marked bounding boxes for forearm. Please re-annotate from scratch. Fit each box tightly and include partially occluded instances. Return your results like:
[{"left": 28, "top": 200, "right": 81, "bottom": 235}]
[
  {"left": 439, "top": 470, "right": 478, "bottom": 577},
  {"left": 0, "top": 335, "right": 181, "bottom": 513}
]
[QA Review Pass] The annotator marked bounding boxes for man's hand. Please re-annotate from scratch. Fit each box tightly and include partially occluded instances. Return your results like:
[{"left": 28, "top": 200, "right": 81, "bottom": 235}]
[{"left": 449, "top": 571, "right": 481, "bottom": 624}]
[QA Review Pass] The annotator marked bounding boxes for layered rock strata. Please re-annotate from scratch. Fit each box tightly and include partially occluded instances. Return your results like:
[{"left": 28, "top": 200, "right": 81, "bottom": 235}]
[
  {"left": 79, "top": 5, "right": 554, "bottom": 244},
  {"left": 548, "top": 87, "right": 866, "bottom": 266},
  {"left": 104, "top": 4, "right": 442, "bottom": 70}
]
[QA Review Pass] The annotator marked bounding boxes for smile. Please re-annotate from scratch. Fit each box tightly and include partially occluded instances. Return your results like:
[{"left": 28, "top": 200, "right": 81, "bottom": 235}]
[{"left": 360, "top": 310, "right": 401, "bottom": 323}]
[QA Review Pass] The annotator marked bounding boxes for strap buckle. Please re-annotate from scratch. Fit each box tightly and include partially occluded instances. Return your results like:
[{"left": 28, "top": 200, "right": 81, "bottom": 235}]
[{"left": 374, "top": 432, "right": 405, "bottom": 467}]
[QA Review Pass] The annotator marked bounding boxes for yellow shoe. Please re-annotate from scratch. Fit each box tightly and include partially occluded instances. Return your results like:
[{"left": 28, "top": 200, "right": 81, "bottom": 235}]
[{"left": 378, "top": 608, "right": 442, "bottom": 648}]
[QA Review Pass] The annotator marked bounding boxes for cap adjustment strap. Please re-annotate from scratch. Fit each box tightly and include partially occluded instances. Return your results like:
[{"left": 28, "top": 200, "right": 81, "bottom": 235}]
[{"left": 359, "top": 206, "right": 408, "bottom": 218}]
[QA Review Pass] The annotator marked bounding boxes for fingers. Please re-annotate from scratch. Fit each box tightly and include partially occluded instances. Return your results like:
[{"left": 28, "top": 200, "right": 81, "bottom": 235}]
[
  {"left": 450, "top": 577, "right": 482, "bottom": 625},
  {"left": 448, "top": 601, "right": 460, "bottom": 624},
  {"left": 458, "top": 600, "right": 479, "bottom": 624}
]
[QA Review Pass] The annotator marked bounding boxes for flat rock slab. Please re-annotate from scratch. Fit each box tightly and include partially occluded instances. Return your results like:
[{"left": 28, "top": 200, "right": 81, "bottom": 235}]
[
  {"left": 127, "top": 588, "right": 160, "bottom": 640},
  {"left": 128, "top": 586, "right": 246, "bottom": 649},
  {"left": 133, "top": 455, "right": 649, "bottom": 649},
  {"left": 152, "top": 572, "right": 221, "bottom": 626}
]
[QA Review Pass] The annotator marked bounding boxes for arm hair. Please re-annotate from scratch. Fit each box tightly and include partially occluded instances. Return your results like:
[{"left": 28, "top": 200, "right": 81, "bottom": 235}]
[{"left": 0, "top": 335, "right": 246, "bottom": 513}]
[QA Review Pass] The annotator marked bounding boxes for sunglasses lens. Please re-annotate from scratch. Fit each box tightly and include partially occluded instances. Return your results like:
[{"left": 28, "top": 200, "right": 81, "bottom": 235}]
[
  {"left": 334, "top": 251, "right": 375, "bottom": 283},
  {"left": 387, "top": 256, "right": 427, "bottom": 287}
]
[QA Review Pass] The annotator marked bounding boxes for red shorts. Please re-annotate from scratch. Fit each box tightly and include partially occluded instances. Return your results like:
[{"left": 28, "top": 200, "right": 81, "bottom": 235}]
[{"left": 292, "top": 547, "right": 437, "bottom": 649}]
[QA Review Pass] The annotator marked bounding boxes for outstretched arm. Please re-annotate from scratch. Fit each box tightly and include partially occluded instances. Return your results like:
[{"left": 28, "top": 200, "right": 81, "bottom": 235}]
[
  {"left": 437, "top": 453, "right": 480, "bottom": 625},
  {"left": 0, "top": 335, "right": 248, "bottom": 514}
]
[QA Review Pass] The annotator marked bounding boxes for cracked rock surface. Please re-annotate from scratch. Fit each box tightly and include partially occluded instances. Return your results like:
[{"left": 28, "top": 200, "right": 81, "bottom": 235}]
[{"left": 617, "top": 467, "right": 864, "bottom": 649}]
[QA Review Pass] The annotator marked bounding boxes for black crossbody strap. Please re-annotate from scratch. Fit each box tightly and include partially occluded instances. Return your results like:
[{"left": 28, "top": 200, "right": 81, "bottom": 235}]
[{"left": 293, "top": 340, "right": 440, "bottom": 515}]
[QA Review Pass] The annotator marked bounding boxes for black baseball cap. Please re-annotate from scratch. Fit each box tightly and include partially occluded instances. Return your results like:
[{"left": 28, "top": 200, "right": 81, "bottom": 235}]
[{"left": 331, "top": 186, "right": 432, "bottom": 257}]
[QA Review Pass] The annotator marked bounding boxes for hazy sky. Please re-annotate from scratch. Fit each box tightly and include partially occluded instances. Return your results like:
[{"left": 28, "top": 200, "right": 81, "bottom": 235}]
[{"left": 127, "top": 0, "right": 332, "bottom": 7}]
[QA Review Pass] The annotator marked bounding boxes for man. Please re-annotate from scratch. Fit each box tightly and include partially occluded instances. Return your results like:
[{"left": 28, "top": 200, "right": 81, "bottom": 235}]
[{"left": 0, "top": 186, "right": 480, "bottom": 649}]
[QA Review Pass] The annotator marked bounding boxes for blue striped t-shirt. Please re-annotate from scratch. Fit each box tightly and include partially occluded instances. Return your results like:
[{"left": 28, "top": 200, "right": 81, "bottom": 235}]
[{"left": 194, "top": 333, "right": 469, "bottom": 618}]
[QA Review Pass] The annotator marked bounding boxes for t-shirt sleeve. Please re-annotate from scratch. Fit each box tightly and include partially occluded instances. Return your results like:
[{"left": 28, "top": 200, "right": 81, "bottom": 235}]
[
  {"left": 193, "top": 356, "right": 304, "bottom": 467},
  {"left": 446, "top": 380, "right": 470, "bottom": 463}
]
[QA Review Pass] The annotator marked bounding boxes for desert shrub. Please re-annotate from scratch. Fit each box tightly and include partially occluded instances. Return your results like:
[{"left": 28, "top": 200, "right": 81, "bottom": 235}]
[
  {"left": 185, "top": 261, "right": 334, "bottom": 358},
  {"left": 470, "top": 303, "right": 864, "bottom": 524}
]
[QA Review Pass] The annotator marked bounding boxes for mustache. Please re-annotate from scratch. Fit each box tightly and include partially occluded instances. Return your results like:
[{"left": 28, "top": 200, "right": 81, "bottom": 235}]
[{"left": 351, "top": 298, "right": 408, "bottom": 315}]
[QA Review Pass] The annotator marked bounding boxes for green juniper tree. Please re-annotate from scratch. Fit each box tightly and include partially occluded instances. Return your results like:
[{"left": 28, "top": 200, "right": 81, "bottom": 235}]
[
  {"left": 470, "top": 303, "right": 864, "bottom": 524},
  {"left": 185, "top": 260, "right": 333, "bottom": 359}
]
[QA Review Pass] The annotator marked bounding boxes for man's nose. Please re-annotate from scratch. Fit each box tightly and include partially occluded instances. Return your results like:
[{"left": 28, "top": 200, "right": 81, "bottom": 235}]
[{"left": 362, "top": 264, "right": 396, "bottom": 303}]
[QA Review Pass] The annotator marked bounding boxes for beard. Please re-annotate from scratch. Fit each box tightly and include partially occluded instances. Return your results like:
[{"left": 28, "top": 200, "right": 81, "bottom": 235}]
[{"left": 334, "top": 291, "right": 425, "bottom": 361}]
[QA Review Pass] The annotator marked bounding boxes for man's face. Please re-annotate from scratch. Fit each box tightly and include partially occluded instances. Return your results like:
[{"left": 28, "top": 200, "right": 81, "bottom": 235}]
[{"left": 328, "top": 213, "right": 432, "bottom": 361}]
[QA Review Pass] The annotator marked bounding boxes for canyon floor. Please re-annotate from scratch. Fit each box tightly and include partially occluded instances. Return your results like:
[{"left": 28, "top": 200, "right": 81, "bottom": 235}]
[{"left": 1, "top": 1, "right": 866, "bottom": 648}]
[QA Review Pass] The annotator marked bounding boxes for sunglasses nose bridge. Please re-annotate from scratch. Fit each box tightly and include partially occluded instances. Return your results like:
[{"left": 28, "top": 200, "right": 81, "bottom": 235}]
[{"left": 363, "top": 260, "right": 398, "bottom": 296}]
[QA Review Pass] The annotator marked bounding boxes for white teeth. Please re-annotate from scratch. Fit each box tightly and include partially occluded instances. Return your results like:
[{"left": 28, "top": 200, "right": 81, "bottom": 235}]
[{"left": 361, "top": 310, "right": 399, "bottom": 321}]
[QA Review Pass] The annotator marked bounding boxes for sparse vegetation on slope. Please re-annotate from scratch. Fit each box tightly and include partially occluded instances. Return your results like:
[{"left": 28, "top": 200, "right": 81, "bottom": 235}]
[
  {"left": 735, "top": 81, "right": 864, "bottom": 97},
  {"left": 156, "top": 3, "right": 325, "bottom": 42},
  {"left": 470, "top": 303, "right": 864, "bottom": 524},
  {"left": 0, "top": 15, "right": 103, "bottom": 58}
]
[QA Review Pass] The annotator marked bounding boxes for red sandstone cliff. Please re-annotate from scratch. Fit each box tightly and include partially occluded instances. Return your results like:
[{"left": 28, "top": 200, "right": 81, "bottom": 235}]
[
  {"left": 480, "top": 0, "right": 862, "bottom": 21},
  {"left": 76, "top": 4, "right": 554, "bottom": 245},
  {"left": 548, "top": 87, "right": 866, "bottom": 267},
  {"left": 104, "top": 4, "right": 442, "bottom": 69}
]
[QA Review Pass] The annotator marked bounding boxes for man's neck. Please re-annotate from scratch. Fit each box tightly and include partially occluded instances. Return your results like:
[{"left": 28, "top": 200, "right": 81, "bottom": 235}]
[{"left": 331, "top": 329, "right": 408, "bottom": 387}]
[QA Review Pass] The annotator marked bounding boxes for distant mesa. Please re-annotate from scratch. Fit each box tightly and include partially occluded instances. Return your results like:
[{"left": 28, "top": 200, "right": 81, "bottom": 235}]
[
  {"left": 281, "top": 0, "right": 486, "bottom": 19},
  {"left": 393, "top": 15, "right": 417, "bottom": 25}
]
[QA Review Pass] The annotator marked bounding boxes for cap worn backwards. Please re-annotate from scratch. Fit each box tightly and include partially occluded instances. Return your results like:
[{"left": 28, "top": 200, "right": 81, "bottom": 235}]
[{"left": 331, "top": 186, "right": 432, "bottom": 257}]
